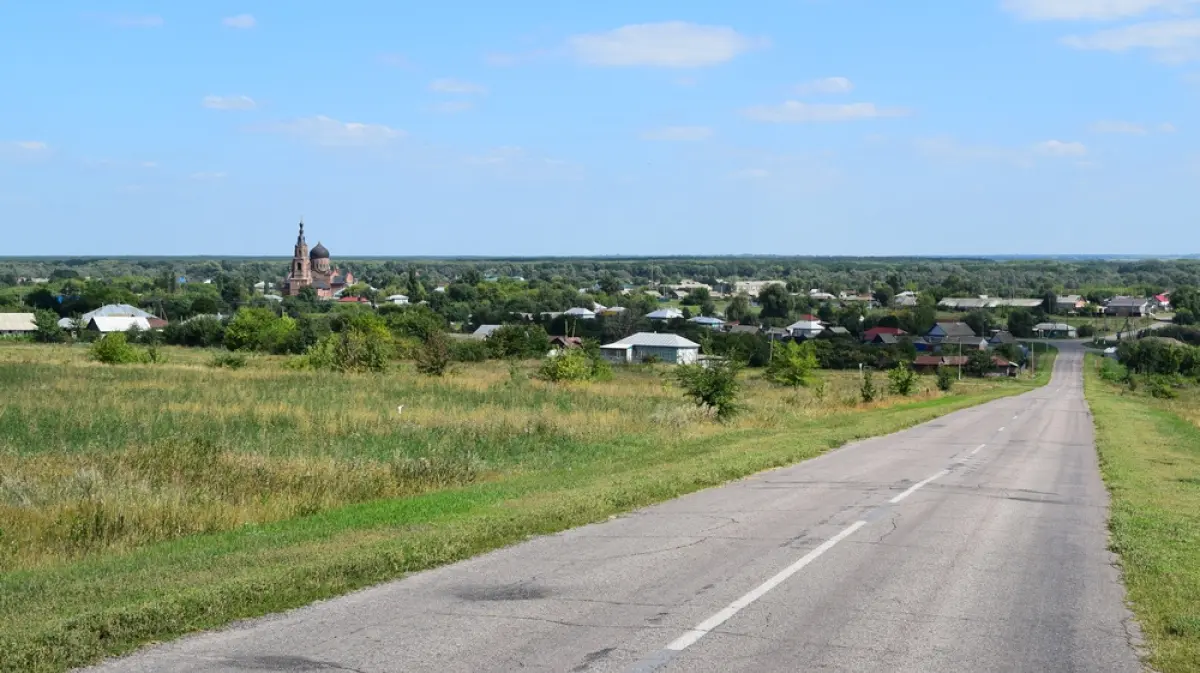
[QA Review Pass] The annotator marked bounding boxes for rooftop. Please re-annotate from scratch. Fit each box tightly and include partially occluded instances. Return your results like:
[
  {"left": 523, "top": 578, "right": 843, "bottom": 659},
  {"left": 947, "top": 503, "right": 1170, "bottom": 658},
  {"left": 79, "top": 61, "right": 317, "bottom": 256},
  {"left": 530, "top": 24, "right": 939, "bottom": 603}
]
[{"left": 601, "top": 332, "right": 700, "bottom": 349}]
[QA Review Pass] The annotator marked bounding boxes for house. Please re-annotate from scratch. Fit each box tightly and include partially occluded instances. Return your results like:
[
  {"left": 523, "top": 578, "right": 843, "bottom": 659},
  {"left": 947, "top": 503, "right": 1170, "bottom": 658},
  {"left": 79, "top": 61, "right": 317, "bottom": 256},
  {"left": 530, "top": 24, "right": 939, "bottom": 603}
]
[
  {"left": 599, "top": 332, "right": 700, "bottom": 365},
  {"left": 732, "top": 280, "right": 784, "bottom": 298},
  {"left": 549, "top": 336, "right": 583, "bottom": 349},
  {"left": 385, "top": 294, "right": 410, "bottom": 305},
  {"left": 938, "top": 297, "right": 1043, "bottom": 310},
  {"left": 870, "top": 333, "right": 900, "bottom": 346},
  {"left": 1055, "top": 295, "right": 1086, "bottom": 313},
  {"left": 671, "top": 289, "right": 690, "bottom": 301},
  {"left": 938, "top": 335, "right": 989, "bottom": 352},
  {"left": 808, "top": 289, "right": 837, "bottom": 302},
  {"left": 862, "top": 327, "right": 907, "bottom": 343},
  {"left": 987, "top": 356, "right": 1020, "bottom": 377},
  {"left": 893, "top": 293, "right": 918, "bottom": 308},
  {"left": 599, "top": 306, "right": 627, "bottom": 316},
  {"left": 826, "top": 326, "right": 852, "bottom": 337},
  {"left": 765, "top": 327, "right": 791, "bottom": 341},
  {"left": 786, "top": 318, "right": 825, "bottom": 339},
  {"left": 1033, "top": 322, "right": 1078, "bottom": 339},
  {"left": 0, "top": 313, "right": 36, "bottom": 336},
  {"left": 87, "top": 316, "right": 151, "bottom": 333},
  {"left": 688, "top": 316, "right": 724, "bottom": 329},
  {"left": 645, "top": 308, "right": 684, "bottom": 321},
  {"left": 727, "top": 324, "right": 761, "bottom": 335},
  {"left": 337, "top": 296, "right": 372, "bottom": 305},
  {"left": 563, "top": 307, "right": 597, "bottom": 320},
  {"left": 1106, "top": 297, "right": 1151, "bottom": 317},
  {"left": 80, "top": 304, "right": 154, "bottom": 323},
  {"left": 1154, "top": 293, "right": 1171, "bottom": 310},
  {"left": 988, "top": 330, "right": 1017, "bottom": 347},
  {"left": 912, "top": 355, "right": 969, "bottom": 373},
  {"left": 926, "top": 322, "right": 976, "bottom": 342},
  {"left": 470, "top": 324, "right": 502, "bottom": 340}
]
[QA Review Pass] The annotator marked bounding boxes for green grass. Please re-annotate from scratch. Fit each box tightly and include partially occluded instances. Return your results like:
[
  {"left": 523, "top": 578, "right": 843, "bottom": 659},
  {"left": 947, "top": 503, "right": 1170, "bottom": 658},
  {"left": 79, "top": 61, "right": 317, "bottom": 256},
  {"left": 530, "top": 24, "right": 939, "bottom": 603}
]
[
  {"left": 0, "top": 343, "right": 1048, "bottom": 672},
  {"left": 1084, "top": 355, "right": 1200, "bottom": 673}
]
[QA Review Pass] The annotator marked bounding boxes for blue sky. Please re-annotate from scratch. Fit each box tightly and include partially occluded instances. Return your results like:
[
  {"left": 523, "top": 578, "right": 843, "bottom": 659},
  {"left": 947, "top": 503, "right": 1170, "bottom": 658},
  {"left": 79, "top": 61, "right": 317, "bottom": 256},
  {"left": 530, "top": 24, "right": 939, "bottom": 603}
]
[{"left": 2, "top": 1, "right": 1199, "bottom": 257}]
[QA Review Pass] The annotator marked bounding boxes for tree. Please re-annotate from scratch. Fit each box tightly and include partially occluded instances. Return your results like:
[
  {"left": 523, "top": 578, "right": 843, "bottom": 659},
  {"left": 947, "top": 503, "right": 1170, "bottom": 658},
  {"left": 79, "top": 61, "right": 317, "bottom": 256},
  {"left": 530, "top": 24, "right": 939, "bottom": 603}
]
[
  {"left": 936, "top": 366, "right": 955, "bottom": 392},
  {"left": 415, "top": 331, "right": 452, "bottom": 376},
  {"left": 964, "top": 349, "right": 994, "bottom": 377},
  {"left": 598, "top": 274, "right": 622, "bottom": 296},
  {"left": 758, "top": 284, "right": 793, "bottom": 320},
  {"left": 725, "top": 294, "right": 753, "bottom": 324},
  {"left": 681, "top": 287, "right": 711, "bottom": 306},
  {"left": 1042, "top": 290, "right": 1058, "bottom": 314},
  {"left": 675, "top": 359, "right": 742, "bottom": 420},
  {"left": 860, "top": 370, "right": 877, "bottom": 403},
  {"left": 963, "top": 310, "right": 992, "bottom": 339},
  {"left": 487, "top": 325, "right": 551, "bottom": 359},
  {"left": 765, "top": 341, "right": 818, "bottom": 387},
  {"left": 190, "top": 296, "right": 220, "bottom": 315},
  {"left": 90, "top": 332, "right": 143, "bottom": 364},
  {"left": 873, "top": 287, "right": 894, "bottom": 308},
  {"left": 887, "top": 363, "right": 916, "bottom": 396},
  {"left": 1007, "top": 309, "right": 1037, "bottom": 338},
  {"left": 700, "top": 298, "right": 718, "bottom": 317},
  {"left": 304, "top": 313, "right": 393, "bottom": 373},
  {"left": 33, "top": 309, "right": 66, "bottom": 343},
  {"left": 224, "top": 308, "right": 300, "bottom": 353}
]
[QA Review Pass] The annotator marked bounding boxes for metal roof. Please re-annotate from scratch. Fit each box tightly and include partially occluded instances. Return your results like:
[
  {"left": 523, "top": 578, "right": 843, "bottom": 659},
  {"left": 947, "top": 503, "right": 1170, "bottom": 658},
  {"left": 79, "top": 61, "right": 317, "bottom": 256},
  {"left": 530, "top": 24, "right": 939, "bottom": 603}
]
[
  {"left": 645, "top": 308, "right": 684, "bottom": 320},
  {"left": 601, "top": 332, "right": 700, "bottom": 349},
  {"left": 1034, "top": 322, "right": 1074, "bottom": 331},
  {"left": 1107, "top": 296, "right": 1148, "bottom": 307},
  {"left": 563, "top": 307, "right": 596, "bottom": 318},
  {"left": 89, "top": 316, "right": 150, "bottom": 332},
  {"left": 80, "top": 304, "right": 154, "bottom": 322},
  {"left": 0, "top": 313, "right": 36, "bottom": 332},
  {"left": 689, "top": 316, "right": 724, "bottom": 324}
]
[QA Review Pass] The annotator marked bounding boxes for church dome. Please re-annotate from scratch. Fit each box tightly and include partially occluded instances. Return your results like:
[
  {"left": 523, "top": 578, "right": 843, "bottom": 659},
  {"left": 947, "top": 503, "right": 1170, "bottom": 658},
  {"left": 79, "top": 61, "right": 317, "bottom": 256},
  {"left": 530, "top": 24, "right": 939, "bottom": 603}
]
[{"left": 310, "top": 242, "right": 330, "bottom": 259}]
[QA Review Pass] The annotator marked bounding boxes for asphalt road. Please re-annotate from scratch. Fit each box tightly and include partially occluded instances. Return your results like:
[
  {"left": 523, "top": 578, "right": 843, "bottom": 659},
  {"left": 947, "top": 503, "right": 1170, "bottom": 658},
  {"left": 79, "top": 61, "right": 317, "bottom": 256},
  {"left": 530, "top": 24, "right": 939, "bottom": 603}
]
[{"left": 84, "top": 345, "right": 1144, "bottom": 673}]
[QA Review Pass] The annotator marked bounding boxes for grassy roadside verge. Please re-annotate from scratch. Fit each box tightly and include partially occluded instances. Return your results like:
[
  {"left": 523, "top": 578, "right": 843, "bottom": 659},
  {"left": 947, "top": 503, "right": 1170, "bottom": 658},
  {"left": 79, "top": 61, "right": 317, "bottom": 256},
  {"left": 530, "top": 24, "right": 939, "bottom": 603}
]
[
  {"left": 0, "top": 365, "right": 1050, "bottom": 673},
  {"left": 1084, "top": 355, "right": 1200, "bottom": 673}
]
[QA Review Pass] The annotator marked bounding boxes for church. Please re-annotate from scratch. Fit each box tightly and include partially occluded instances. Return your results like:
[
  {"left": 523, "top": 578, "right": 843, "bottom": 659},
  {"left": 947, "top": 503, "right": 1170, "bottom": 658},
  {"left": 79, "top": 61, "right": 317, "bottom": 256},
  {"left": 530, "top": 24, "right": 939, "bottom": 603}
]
[{"left": 281, "top": 220, "right": 354, "bottom": 298}]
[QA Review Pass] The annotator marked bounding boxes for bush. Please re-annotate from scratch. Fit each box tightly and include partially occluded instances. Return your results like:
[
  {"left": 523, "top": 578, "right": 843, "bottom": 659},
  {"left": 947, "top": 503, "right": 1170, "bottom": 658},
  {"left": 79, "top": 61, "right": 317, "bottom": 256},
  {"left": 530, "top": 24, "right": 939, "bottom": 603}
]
[
  {"left": 860, "top": 370, "right": 877, "bottom": 403},
  {"left": 89, "top": 332, "right": 143, "bottom": 364},
  {"left": 208, "top": 352, "right": 247, "bottom": 369},
  {"left": 538, "top": 348, "right": 609, "bottom": 383},
  {"left": 33, "top": 310, "right": 66, "bottom": 343},
  {"left": 765, "top": 341, "right": 818, "bottom": 387},
  {"left": 964, "top": 349, "right": 994, "bottom": 377},
  {"left": 1147, "top": 376, "right": 1178, "bottom": 399},
  {"left": 164, "top": 316, "right": 225, "bottom": 348},
  {"left": 224, "top": 308, "right": 300, "bottom": 354},
  {"left": 675, "top": 359, "right": 742, "bottom": 421},
  {"left": 936, "top": 366, "right": 955, "bottom": 392},
  {"left": 302, "top": 313, "right": 393, "bottom": 373},
  {"left": 887, "top": 363, "right": 917, "bottom": 396},
  {"left": 415, "top": 331, "right": 452, "bottom": 376},
  {"left": 487, "top": 324, "right": 551, "bottom": 359},
  {"left": 1076, "top": 323, "right": 1096, "bottom": 338},
  {"left": 450, "top": 339, "right": 489, "bottom": 362}
]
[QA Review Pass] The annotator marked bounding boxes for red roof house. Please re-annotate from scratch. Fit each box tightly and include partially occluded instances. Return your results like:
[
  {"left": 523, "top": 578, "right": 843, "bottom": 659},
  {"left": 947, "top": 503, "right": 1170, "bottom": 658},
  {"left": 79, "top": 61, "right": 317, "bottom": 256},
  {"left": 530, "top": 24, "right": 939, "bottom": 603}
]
[{"left": 862, "top": 326, "right": 908, "bottom": 342}]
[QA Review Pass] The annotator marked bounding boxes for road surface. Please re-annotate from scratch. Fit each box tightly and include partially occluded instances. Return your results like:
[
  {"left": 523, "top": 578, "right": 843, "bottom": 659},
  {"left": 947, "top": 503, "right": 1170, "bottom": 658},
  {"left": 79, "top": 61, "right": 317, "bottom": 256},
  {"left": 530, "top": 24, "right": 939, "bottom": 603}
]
[{"left": 84, "top": 346, "right": 1144, "bottom": 672}]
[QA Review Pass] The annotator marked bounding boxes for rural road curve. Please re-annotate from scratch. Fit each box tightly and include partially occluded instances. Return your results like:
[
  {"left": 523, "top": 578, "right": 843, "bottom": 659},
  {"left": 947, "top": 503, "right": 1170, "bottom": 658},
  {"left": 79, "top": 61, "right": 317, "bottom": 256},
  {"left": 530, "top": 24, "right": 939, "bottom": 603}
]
[{"left": 84, "top": 346, "right": 1144, "bottom": 672}]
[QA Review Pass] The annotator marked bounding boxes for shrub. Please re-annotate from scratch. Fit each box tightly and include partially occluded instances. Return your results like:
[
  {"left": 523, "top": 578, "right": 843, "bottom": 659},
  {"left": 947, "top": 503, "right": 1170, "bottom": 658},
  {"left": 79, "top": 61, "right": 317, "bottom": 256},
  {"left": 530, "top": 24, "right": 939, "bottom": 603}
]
[
  {"left": 860, "top": 370, "right": 877, "bottom": 403},
  {"left": 208, "top": 352, "right": 247, "bottom": 369},
  {"left": 766, "top": 341, "right": 818, "bottom": 387},
  {"left": 887, "top": 363, "right": 917, "bottom": 396},
  {"left": 450, "top": 339, "right": 489, "bottom": 362},
  {"left": 302, "top": 313, "right": 393, "bottom": 373},
  {"left": 33, "top": 309, "right": 66, "bottom": 343},
  {"left": 224, "top": 308, "right": 300, "bottom": 354},
  {"left": 674, "top": 359, "right": 742, "bottom": 421},
  {"left": 415, "top": 331, "right": 452, "bottom": 376},
  {"left": 1148, "top": 377, "right": 1178, "bottom": 399},
  {"left": 1076, "top": 323, "right": 1096, "bottom": 338},
  {"left": 164, "top": 316, "right": 225, "bottom": 348},
  {"left": 936, "top": 366, "right": 955, "bottom": 392},
  {"left": 964, "top": 350, "right": 994, "bottom": 377},
  {"left": 538, "top": 348, "right": 603, "bottom": 383},
  {"left": 89, "top": 332, "right": 143, "bottom": 364},
  {"left": 486, "top": 325, "right": 551, "bottom": 359}
]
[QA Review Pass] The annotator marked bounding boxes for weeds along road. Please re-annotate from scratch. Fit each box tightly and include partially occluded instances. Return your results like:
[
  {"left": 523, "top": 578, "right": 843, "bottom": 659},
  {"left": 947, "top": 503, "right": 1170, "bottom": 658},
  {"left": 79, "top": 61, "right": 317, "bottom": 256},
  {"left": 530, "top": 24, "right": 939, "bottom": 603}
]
[{"left": 85, "top": 346, "right": 1143, "bottom": 673}]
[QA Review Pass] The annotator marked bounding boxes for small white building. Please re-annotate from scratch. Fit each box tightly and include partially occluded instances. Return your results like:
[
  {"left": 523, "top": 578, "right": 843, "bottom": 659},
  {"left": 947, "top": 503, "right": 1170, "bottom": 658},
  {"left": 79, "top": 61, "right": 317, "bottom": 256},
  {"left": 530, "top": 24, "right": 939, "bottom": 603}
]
[
  {"left": 1033, "top": 322, "right": 1078, "bottom": 339},
  {"left": 385, "top": 294, "right": 410, "bottom": 305},
  {"left": 0, "top": 313, "right": 36, "bottom": 336},
  {"left": 563, "top": 307, "right": 597, "bottom": 320},
  {"left": 600, "top": 332, "right": 701, "bottom": 365},
  {"left": 87, "top": 316, "right": 151, "bottom": 333},
  {"left": 786, "top": 319, "right": 826, "bottom": 339},
  {"left": 689, "top": 316, "right": 725, "bottom": 330},
  {"left": 645, "top": 308, "right": 684, "bottom": 321}
]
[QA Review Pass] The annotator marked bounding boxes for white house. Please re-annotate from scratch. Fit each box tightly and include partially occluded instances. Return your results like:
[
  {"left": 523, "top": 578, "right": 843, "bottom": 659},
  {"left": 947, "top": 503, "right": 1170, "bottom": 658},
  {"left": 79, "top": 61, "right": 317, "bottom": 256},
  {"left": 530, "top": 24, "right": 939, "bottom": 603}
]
[
  {"left": 645, "top": 307, "right": 684, "bottom": 321},
  {"left": 1033, "top": 322, "right": 1078, "bottom": 339},
  {"left": 0, "top": 313, "right": 36, "bottom": 336},
  {"left": 80, "top": 304, "right": 154, "bottom": 323},
  {"left": 786, "top": 318, "right": 826, "bottom": 339},
  {"left": 563, "top": 307, "right": 597, "bottom": 320},
  {"left": 599, "top": 332, "right": 700, "bottom": 365},
  {"left": 87, "top": 316, "right": 151, "bottom": 333},
  {"left": 689, "top": 316, "right": 724, "bottom": 330},
  {"left": 385, "top": 294, "right": 410, "bottom": 305}
]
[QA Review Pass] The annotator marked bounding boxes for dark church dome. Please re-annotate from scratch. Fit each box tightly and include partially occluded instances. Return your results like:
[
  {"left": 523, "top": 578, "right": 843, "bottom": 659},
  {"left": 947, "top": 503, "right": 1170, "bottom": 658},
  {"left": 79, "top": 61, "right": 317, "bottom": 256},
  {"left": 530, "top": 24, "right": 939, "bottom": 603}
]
[{"left": 310, "top": 242, "right": 330, "bottom": 259}]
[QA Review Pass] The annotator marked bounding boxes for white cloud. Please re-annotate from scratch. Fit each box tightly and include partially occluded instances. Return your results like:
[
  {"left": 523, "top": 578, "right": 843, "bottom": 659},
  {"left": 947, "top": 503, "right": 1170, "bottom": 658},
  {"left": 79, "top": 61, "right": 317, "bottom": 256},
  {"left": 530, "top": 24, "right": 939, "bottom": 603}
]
[
  {"left": 110, "top": 14, "right": 164, "bottom": 28},
  {"left": 190, "top": 171, "right": 227, "bottom": 180},
  {"left": 261, "top": 116, "right": 405, "bottom": 147},
  {"left": 1001, "top": 0, "right": 1196, "bottom": 21},
  {"left": 1062, "top": 19, "right": 1200, "bottom": 61},
  {"left": 568, "top": 22, "right": 766, "bottom": 68},
  {"left": 464, "top": 146, "right": 583, "bottom": 179},
  {"left": 730, "top": 168, "right": 770, "bottom": 179},
  {"left": 222, "top": 14, "right": 256, "bottom": 29},
  {"left": 10, "top": 141, "right": 49, "bottom": 152},
  {"left": 1035, "top": 139, "right": 1089, "bottom": 156},
  {"left": 203, "top": 95, "right": 257, "bottom": 111},
  {"left": 429, "top": 78, "right": 488, "bottom": 95},
  {"left": 1159, "top": 121, "right": 1178, "bottom": 131},
  {"left": 742, "top": 101, "right": 911, "bottom": 123},
  {"left": 794, "top": 77, "right": 854, "bottom": 94},
  {"left": 432, "top": 101, "right": 475, "bottom": 114},
  {"left": 1090, "top": 120, "right": 1147, "bottom": 133},
  {"left": 640, "top": 126, "right": 714, "bottom": 141}
]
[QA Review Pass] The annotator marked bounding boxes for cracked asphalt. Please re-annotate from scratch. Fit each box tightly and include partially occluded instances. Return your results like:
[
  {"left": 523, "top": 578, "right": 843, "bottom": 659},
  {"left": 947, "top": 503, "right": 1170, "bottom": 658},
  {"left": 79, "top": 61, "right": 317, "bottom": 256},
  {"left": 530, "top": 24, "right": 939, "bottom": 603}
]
[{"left": 81, "top": 346, "right": 1144, "bottom": 672}]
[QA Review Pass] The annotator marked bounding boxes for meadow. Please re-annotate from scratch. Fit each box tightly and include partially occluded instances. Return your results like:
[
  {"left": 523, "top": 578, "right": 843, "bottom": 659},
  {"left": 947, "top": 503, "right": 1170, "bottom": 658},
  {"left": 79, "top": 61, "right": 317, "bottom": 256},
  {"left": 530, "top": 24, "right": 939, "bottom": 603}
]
[
  {"left": 0, "top": 342, "right": 1049, "bottom": 672},
  {"left": 1085, "top": 356, "right": 1200, "bottom": 673}
]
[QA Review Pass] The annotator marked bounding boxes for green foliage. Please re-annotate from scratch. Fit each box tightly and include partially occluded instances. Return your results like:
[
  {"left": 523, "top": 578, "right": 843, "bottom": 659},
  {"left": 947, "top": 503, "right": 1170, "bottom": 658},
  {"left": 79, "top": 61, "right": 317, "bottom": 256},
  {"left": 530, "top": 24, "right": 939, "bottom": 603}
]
[
  {"left": 1147, "top": 376, "right": 1179, "bottom": 399},
  {"left": 32, "top": 309, "right": 66, "bottom": 343},
  {"left": 303, "top": 313, "right": 393, "bottom": 373},
  {"left": 1119, "top": 338, "right": 1200, "bottom": 377},
  {"left": 223, "top": 308, "right": 300, "bottom": 354},
  {"left": 486, "top": 324, "right": 551, "bottom": 359},
  {"left": 538, "top": 348, "right": 598, "bottom": 383},
  {"left": 725, "top": 293, "right": 753, "bottom": 324},
  {"left": 450, "top": 338, "right": 490, "bottom": 362},
  {"left": 936, "top": 366, "right": 955, "bottom": 392},
  {"left": 860, "top": 370, "right": 877, "bottom": 402},
  {"left": 164, "top": 316, "right": 225, "bottom": 348},
  {"left": 757, "top": 284, "right": 793, "bottom": 320},
  {"left": 380, "top": 304, "right": 445, "bottom": 340},
  {"left": 1007, "top": 309, "right": 1038, "bottom": 338},
  {"left": 415, "top": 331, "right": 452, "bottom": 377},
  {"left": 964, "top": 349, "right": 994, "bottom": 377},
  {"left": 765, "top": 341, "right": 818, "bottom": 387},
  {"left": 1076, "top": 323, "right": 1096, "bottom": 338},
  {"left": 887, "top": 362, "right": 917, "bottom": 396},
  {"left": 675, "top": 359, "right": 742, "bottom": 420},
  {"left": 89, "top": 332, "right": 143, "bottom": 364},
  {"left": 208, "top": 352, "right": 247, "bottom": 369}
]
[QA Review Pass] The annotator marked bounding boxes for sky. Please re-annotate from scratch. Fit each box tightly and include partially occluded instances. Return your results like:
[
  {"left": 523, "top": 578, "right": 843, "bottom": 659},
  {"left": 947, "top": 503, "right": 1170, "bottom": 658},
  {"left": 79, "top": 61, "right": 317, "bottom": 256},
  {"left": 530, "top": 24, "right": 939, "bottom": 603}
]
[{"left": 2, "top": 0, "right": 1200, "bottom": 257}]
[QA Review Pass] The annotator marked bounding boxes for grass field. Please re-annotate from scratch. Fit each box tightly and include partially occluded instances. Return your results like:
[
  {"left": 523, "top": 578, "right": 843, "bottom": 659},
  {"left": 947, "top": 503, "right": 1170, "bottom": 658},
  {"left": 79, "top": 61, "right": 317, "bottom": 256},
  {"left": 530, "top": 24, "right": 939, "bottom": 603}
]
[
  {"left": 0, "top": 342, "right": 1050, "bottom": 672},
  {"left": 1084, "top": 356, "right": 1200, "bottom": 673}
]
